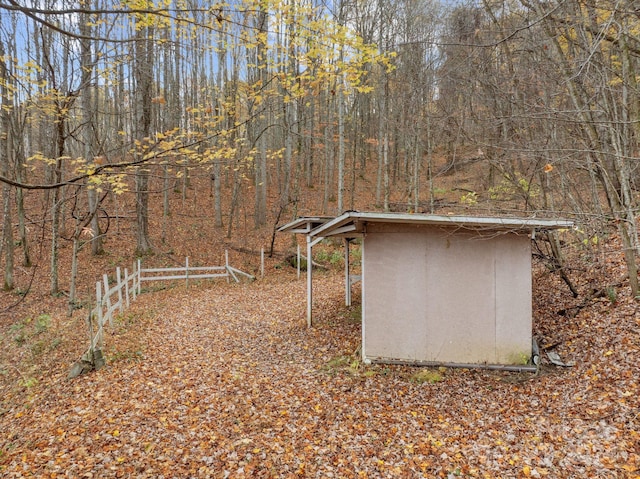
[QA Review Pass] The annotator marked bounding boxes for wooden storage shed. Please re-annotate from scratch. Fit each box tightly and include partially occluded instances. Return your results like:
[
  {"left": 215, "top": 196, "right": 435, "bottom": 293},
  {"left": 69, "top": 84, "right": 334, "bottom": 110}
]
[{"left": 279, "top": 212, "right": 572, "bottom": 369}]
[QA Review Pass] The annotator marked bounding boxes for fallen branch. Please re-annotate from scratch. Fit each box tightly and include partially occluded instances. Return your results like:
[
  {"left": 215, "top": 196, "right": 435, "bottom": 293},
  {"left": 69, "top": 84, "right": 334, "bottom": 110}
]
[{"left": 557, "top": 276, "right": 625, "bottom": 318}]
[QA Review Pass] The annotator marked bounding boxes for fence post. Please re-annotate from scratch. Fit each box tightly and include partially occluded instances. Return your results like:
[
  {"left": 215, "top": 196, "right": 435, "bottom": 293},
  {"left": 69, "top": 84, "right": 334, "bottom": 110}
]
[
  {"left": 96, "top": 281, "right": 103, "bottom": 349},
  {"left": 225, "top": 250, "right": 230, "bottom": 283},
  {"left": 124, "top": 268, "right": 130, "bottom": 308},
  {"left": 87, "top": 307, "right": 95, "bottom": 352},
  {"left": 131, "top": 262, "right": 135, "bottom": 301},
  {"left": 103, "top": 274, "right": 112, "bottom": 327},
  {"left": 297, "top": 244, "right": 301, "bottom": 279},
  {"left": 137, "top": 259, "right": 142, "bottom": 295},
  {"left": 185, "top": 257, "right": 189, "bottom": 288},
  {"left": 116, "top": 267, "right": 124, "bottom": 313}
]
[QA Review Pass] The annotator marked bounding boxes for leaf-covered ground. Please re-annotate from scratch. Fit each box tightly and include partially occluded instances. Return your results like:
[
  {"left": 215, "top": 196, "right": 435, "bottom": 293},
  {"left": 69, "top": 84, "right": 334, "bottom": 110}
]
[{"left": 1, "top": 270, "right": 639, "bottom": 478}]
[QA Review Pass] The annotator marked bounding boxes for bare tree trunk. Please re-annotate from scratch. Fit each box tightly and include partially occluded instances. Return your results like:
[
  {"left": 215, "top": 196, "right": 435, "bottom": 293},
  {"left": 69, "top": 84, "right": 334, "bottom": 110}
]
[
  {"left": 337, "top": 70, "right": 346, "bottom": 214},
  {"left": 0, "top": 40, "right": 14, "bottom": 290},
  {"left": 162, "top": 164, "right": 169, "bottom": 243},
  {"left": 256, "top": 127, "right": 268, "bottom": 225},
  {"left": 322, "top": 90, "right": 334, "bottom": 214},
  {"left": 281, "top": 90, "right": 293, "bottom": 211},
  {"left": 336, "top": 0, "right": 347, "bottom": 214},
  {"left": 227, "top": 171, "right": 241, "bottom": 239},
  {"left": 15, "top": 162, "right": 30, "bottom": 267},
  {"left": 382, "top": 121, "right": 390, "bottom": 212},
  {"left": 134, "top": 26, "right": 154, "bottom": 255},
  {"left": 68, "top": 221, "right": 80, "bottom": 314},
  {"left": 135, "top": 171, "right": 151, "bottom": 255},
  {"left": 1, "top": 131, "right": 13, "bottom": 290},
  {"left": 1, "top": 182, "right": 13, "bottom": 291},
  {"left": 50, "top": 146, "right": 64, "bottom": 295},
  {"left": 253, "top": 6, "right": 268, "bottom": 228},
  {"left": 213, "top": 28, "right": 226, "bottom": 228},
  {"left": 375, "top": 98, "right": 383, "bottom": 206},
  {"left": 80, "top": 12, "right": 103, "bottom": 256},
  {"left": 411, "top": 131, "right": 421, "bottom": 212},
  {"left": 306, "top": 70, "right": 316, "bottom": 189},
  {"left": 213, "top": 162, "right": 223, "bottom": 228}
]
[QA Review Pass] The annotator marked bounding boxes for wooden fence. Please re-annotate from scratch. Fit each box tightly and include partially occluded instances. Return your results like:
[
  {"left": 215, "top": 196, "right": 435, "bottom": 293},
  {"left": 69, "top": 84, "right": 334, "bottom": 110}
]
[
  {"left": 88, "top": 264, "right": 140, "bottom": 354},
  {"left": 138, "top": 251, "right": 254, "bottom": 287},
  {"left": 72, "top": 254, "right": 254, "bottom": 376}
]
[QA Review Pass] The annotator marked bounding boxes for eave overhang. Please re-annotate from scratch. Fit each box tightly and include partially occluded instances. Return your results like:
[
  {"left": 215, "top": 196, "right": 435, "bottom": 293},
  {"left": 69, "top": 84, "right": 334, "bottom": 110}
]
[
  {"left": 277, "top": 216, "right": 334, "bottom": 235},
  {"left": 307, "top": 212, "right": 574, "bottom": 239}
]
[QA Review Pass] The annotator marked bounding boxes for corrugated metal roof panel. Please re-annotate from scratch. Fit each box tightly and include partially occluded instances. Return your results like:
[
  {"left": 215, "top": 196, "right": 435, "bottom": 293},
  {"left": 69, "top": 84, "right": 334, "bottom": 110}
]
[{"left": 308, "top": 211, "right": 573, "bottom": 238}]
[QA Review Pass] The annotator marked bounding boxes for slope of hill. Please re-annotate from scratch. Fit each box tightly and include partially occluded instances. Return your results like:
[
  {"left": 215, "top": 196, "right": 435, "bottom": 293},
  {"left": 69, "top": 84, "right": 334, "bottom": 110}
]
[
  {"left": 0, "top": 265, "right": 638, "bottom": 477},
  {"left": 0, "top": 156, "right": 639, "bottom": 477}
]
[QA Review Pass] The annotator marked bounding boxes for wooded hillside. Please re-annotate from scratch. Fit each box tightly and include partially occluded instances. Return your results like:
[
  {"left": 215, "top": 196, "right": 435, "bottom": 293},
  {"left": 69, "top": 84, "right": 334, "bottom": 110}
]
[{"left": 2, "top": 0, "right": 640, "bottom": 296}]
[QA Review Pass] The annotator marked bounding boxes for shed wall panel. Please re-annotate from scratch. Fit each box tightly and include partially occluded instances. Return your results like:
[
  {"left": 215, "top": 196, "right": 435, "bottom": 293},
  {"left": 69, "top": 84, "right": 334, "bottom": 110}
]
[
  {"left": 362, "top": 224, "right": 532, "bottom": 365},
  {"left": 423, "top": 231, "right": 497, "bottom": 363},
  {"left": 363, "top": 231, "right": 429, "bottom": 360},
  {"left": 494, "top": 235, "right": 532, "bottom": 364}
]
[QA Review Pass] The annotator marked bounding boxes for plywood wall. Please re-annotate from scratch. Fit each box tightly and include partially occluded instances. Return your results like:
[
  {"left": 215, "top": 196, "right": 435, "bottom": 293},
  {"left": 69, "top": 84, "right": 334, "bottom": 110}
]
[{"left": 362, "top": 224, "right": 532, "bottom": 365}]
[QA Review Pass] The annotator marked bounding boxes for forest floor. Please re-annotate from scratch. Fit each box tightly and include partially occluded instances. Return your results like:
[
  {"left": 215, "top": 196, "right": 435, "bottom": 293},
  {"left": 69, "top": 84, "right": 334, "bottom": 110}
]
[{"left": 0, "top": 259, "right": 639, "bottom": 478}]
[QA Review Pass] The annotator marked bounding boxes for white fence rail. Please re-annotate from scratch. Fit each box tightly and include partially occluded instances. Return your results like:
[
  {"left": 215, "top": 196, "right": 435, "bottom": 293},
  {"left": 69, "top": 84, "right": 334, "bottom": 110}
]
[
  {"left": 72, "top": 253, "right": 255, "bottom": 376},
  {"left": 137, "top": 252, "right": 254, "bottom": 287},
  {"left": 90, "top": 264, "right": 140, "bottom": 353}
]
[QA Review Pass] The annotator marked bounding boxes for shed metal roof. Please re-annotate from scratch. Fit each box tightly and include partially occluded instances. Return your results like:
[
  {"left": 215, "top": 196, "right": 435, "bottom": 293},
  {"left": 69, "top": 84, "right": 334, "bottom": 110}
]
[
  {"left": 308, "top": 211, "right": 574, "bottom": 238},
  {"left": 277, "top": 216, "right": 334, "bottom": 234}
]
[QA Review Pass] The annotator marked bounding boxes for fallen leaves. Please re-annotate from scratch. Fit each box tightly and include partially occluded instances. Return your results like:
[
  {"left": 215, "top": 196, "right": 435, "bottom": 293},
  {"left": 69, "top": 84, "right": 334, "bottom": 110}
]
[{"left": 0, "top": 271, "right": 639, "bottom": 478}]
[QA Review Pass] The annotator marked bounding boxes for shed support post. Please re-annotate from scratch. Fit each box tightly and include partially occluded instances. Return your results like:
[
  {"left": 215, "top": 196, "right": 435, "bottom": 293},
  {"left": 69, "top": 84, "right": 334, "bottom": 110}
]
[
  {"left": 345, "top": 238, "right": 351, "bottom": 306},
  {"left": 307, "top": 235, "right": 313, "bottom": 327},
  {"left": 306, "top": 235, "right": 325, "bottom": 327}
]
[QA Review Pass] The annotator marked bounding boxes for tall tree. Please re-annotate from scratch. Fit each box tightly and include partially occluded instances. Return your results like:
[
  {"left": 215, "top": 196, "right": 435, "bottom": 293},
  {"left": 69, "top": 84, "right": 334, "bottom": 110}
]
[
  {"left": 133, "top": 23, "right": 154, "bottom": 255},
  {"left": 0, "top": 39, "right": 14, "bottom": 290}
]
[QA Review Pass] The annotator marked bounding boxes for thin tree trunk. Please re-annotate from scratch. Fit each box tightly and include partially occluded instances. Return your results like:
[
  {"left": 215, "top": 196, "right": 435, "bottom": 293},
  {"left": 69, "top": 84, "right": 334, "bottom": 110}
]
[
  {"left": 322, "top": 90, "right": 334, "bottom": 214},
  {"left": 411, "top": 131, "right": 421, "bottom": 212},
  {"left": 214, "top": 162, "right": 223, "bottom": 227},
  {"left": 16, "top": 163, "right": 30, "bottom": 267},
  {"left": 50, "top": 127, "right": 64, "bottom": 295},
  {"left": 227, "top": 171, "right": 241, "bottom": 239},
  {"left": 213, "top": 28, "right": 226, "bottom": 228},
  {"left": 1, "top": 143, "right": 13, "bottom": 291},
  {"left": 254, "top": 6, "right": 268, "bottom": 227},
  {"left": 2, "top": 183, "right": 13, "bottom": 291},
  {"left": 162, "top": 164, "right": 169, "bottom": 243},
  {"left": 0, "top": 40, "right": 14, "bottom": 290},
  {"left": 68, "top": 221, "right": 80, "bottom": 314},
  {"left": 383, "top": 124, "right": 390, "bottom": 212},
  {"left": 337, "top": 70, "right": 346, "bottom": 214}
]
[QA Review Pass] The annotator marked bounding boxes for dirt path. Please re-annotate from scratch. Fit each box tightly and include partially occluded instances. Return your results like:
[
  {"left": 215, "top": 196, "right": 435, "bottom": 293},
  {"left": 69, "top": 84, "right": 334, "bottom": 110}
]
[{"left": 1, "top": 275, "right": 638, "bottom": 478}]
